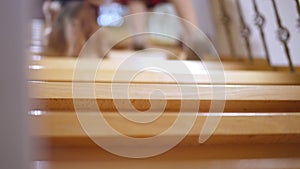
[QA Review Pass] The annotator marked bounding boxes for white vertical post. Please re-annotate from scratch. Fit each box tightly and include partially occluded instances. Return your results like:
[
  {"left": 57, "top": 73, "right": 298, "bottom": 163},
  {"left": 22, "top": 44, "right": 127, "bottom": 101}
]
[{"left": 0, "top": 0, "right": 29, "bottom": 169}]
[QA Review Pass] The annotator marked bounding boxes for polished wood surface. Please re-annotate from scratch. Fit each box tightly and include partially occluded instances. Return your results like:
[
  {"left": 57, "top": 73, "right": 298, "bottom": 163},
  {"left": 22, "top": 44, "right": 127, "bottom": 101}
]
[
  {"left": 33, "top": 157, "right": 300, "bottom": 169},
  {"left": 28, "top": 56, "right": 300, "bottom": 85},
  {"left": 29, "top": 69, "right": 300, "bottom": 85},
  {"left": 31, "top": 111, "right": 300, "bottom": 144},
  {"left": 29, "top": 82, "right": 300, "bottom": 112},
  {"left": 29, "top": 53, "right": 275, "bottom": 70},
  {"left": 28, "top": 52, "right": 300, "bottom": 168}
]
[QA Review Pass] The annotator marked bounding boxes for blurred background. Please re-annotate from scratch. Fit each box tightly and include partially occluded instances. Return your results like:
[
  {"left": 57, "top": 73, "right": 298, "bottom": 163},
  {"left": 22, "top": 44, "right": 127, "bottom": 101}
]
[{"left": 29, "top": 0, "right": 300, "bottom": 66}]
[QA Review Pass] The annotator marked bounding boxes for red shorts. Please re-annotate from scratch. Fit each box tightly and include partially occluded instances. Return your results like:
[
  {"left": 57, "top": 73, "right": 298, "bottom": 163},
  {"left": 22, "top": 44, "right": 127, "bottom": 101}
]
[{"left": 118, "top": 0, "right": 167, "bottom": 8}]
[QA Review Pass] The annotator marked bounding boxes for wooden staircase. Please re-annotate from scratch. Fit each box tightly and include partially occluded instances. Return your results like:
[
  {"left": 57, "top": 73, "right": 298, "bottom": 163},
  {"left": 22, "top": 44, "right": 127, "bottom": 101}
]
[{"left": 29, "top": 51, "right": 300, "bottom": 169}]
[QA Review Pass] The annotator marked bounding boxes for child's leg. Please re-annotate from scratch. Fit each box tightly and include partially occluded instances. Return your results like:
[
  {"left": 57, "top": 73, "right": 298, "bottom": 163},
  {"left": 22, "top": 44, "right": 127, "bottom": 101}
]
[
  {"left": 127, "top": 0, "right": 148, "bottom": 50},
  {"left": 169, "top": 0, "right": 203, "bottom": 60},
  {"left": 65, "top": 19, "right": 86, "bottom": 57},
  {"left": 168, "top": 0, "right": 198, "bottom": 33}
]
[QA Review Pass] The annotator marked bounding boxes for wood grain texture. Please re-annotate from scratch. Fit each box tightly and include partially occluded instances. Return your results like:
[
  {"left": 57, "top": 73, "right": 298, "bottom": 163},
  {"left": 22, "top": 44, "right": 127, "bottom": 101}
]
[
  {"left": 33, "top": 141, "right": 300, "bottom": 168},
  {"left": 30, "top": 112, "right": 300, "bottom": 168},
  {"left": 29, "top": 82, "right": 300, "bottom": 112},
  {"left": 29, "top": 55, "right": 274, "bottom": 71},
  {"left": 29, "top": 68, "right": 300, "bottom": 85},
  {"left": 30, "top": 112, "right": 300, "bottom": 140},
  {"left": 32, "top": 157, "right": 300, "bottom": 169},
  {"left": 28, "top": 54, "right": 300, "bottom": 86}
]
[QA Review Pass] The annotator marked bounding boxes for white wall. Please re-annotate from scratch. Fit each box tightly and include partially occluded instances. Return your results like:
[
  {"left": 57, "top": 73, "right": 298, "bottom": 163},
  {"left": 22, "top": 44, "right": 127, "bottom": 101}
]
[{"left": 210, "top": 0, "right": 300, "bottom": 66}]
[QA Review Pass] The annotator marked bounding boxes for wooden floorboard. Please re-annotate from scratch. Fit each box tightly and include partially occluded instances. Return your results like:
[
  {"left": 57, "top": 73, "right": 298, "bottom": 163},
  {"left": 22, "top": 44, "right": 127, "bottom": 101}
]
[
  {"left": 29, "top": 55, "right": 275, "bottom": 71},
  {"left": 29, "top": 68, "right": 300, "bottom": 85},
  {"left": 30, "top": 112, "right": 300, "bottom": 145},
  {"left": 29, "top": 82, "right": 300, "bottom": 112},
  {"left": 32, "top": 157, "right": 300, "bottom": 169}
]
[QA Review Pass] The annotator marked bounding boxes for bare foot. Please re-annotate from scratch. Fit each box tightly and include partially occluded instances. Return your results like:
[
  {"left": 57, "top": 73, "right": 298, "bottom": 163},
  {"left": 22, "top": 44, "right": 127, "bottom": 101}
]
[
  {"left": 131, "top": 35, "right": 147, "bottom": 51},
  {"left": 183, "top": 33, "right": 212, "bottom": 60}
]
